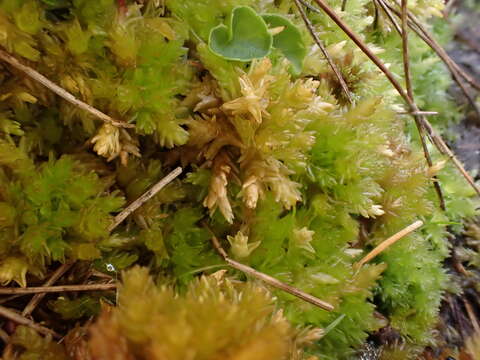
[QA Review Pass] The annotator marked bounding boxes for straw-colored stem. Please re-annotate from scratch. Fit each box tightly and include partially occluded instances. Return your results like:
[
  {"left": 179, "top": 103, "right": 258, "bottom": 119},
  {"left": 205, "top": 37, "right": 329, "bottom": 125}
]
[{"left": 355, "top": 220, "right": 423, "bottom": 268}]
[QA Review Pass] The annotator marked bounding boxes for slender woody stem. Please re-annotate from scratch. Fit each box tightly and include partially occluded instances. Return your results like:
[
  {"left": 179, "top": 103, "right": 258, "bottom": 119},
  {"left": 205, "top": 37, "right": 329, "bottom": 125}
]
[
  {"left": 22, "top": 262, "right": 74, "bottom": 316},
  {"left": 0, "top": 284, "right": 117, "bottom": 295},
  {"left": 108, "top": 167, "right": 182, "bottom": 232},
  {"left": 206, "top": 225, "right": 334, "bottom": 312},
  {"left": 400, "top": 0, "right": 445, "bottom": 210},
  {"left": 308, "top": 0, "right": 480, "bottom": 197},
  {"left": 0, "top": 305, "right": 61, "bottom": 339},
  {"left": 0, "top": 49, "right": 133, "bottom": 129},
  {"left": 294, "top": 0, "right": 353, "bottom": 104}
]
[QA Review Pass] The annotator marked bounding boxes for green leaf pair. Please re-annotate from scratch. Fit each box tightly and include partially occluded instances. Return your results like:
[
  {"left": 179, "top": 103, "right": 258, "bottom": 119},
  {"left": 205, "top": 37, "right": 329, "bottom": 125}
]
[{"left": 208, "top": 6, "right": 306, "bottom": 74}]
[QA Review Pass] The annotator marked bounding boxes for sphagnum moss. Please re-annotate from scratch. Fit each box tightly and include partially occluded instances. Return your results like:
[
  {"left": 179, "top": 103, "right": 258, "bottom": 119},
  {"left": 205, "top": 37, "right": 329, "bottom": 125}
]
[{"left": 0, "top": 1, "right": 477, "bottom": 359}]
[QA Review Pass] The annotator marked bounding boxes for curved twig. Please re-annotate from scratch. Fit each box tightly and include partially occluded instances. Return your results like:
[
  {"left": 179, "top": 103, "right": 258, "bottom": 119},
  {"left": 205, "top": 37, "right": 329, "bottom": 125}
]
[{"left": 355, "top": 220, "right": 423, "bottom": 268}]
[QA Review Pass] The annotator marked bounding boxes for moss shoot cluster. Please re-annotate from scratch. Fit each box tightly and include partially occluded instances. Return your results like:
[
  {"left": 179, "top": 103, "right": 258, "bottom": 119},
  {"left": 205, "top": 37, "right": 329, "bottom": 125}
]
[{"left": 0, "top": 0, "right": 477, "bottom": 359}]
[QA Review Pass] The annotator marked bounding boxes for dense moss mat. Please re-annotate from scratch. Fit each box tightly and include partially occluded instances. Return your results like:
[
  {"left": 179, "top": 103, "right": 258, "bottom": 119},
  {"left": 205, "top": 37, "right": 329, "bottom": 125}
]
[{"left": 0, "top": 0, "right": 477, "bottom": 359}]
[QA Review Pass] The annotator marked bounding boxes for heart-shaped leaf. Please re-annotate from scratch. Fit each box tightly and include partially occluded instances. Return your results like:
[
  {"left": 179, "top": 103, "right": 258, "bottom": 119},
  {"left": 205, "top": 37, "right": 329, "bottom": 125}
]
[
  {"left": 209, "top": 6, "right": 272, "bottom": 62},
  {"left": 262, "top": 14, "right": 307, "bottom": 74}
]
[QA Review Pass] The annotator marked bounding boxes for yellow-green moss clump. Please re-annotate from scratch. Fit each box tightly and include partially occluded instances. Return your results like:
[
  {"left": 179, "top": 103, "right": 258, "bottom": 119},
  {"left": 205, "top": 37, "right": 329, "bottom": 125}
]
[{"left": 0, "top": 0, "right": 477, "bottom": 358}]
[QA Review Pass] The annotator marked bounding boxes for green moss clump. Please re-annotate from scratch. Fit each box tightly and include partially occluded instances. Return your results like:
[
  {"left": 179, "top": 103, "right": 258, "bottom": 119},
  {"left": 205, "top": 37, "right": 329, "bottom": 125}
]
[{"left": 0, "top": 0, "right": 477, "bottom": 358}]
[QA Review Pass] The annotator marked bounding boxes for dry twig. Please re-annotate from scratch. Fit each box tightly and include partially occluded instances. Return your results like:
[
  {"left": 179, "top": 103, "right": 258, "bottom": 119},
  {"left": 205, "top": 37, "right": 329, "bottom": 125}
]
[
  {"left": 205, "top": 225, "right": 334, "bottom": 311},
  {"left": 0, "top": 284, "right": 117, "bottom": 295},
  {"left": 400, "top": 0, "right": 445, "bottom": 210},
  {"left": 378, "top": 0, "right": 480, "bottom": 118},
  {"left": 392, "top": 0, "right": 480, "bottom": 92},
  {"left": 307, "top": 0, "right": 480, "bottom": 197},
  {"left": 0, "top": 327, "right": 9, "bottom": 344},
  {"left": 22, "top": 262, "right": 74, "bottom": 317},
  {"left": 355, "top": 220, "right": 423, "bottom": 268},
  {"left": 0, "top": 305, "right": 60, "bottom": 339},
  {"left": 108, "top": 167, "right": 183, "bottom": 232},
  {"left": 0, "top": 48, "right": 133, "bottom": 129},
  {"left": 294, "top": 0, "right": 353, "bottom": 104}
]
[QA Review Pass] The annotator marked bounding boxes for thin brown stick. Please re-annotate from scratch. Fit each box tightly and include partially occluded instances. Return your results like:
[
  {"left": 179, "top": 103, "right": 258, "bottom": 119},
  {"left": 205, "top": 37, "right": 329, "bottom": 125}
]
[
  {"left": 400, "top": 0, "right": 445, "bottom": 210},
  {"left": 0, "top": 305, "right": 60, "bottom": 338},
  {"left": 0, "top": 327, "right": 9, "bottom": 343},
  {"left": 0, "top": 48, "right": 133, "bottom": 129},
  {"left": 298, "top": 0, "right": 321, "bottom": 13},
  {"left": 0, "top": 294, "right": 22, "bottom": 305},
  {"left": 0, "top": 283, "right": 117, "bottom": 295},
  {"left": 309, "top": 0, "right": 480, "bottom": 197},
  {"left": 355, "top": 220, "right": 423, "bottom": 268},
  {"left": 380, "top": 1, "right": 480, "bottom": 118},
  {"left": 226, "top": 258, "right": 334, "bottom": 311},
  {"left": 464, "top": 298, "right": 480, "bottom": 335},
  {"left": 207, "top": 227, "right": 334, "bottom": 311},
  {"left": 400, "top": 0, "right": 413, "bottom": 101},
  {"left": 380, "top": 0, "right": 480, "bottom": 94},
  {"left": 108, "top": 167, "right": 182, "bottom": 232},
  {"left": 393, "top": 0, "right": 480, "bottom": 92},
  {"left": 396, "top": 110, "right": 438, "bottom": 116},
  {"left": 374, "top": 0, "right": 402, "bottom": 35},
  {"left": 294, "top": 0, "right": 353, "bottom": 104},
  {"left": 22, "top": 262, "right": 74, "bottom": 317}
]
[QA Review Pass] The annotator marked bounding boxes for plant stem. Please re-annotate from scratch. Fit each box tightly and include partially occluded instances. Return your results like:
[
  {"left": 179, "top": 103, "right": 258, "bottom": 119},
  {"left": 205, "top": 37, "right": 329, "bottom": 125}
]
[
  {"left": 0, "top": 284, "right": 117, "bottom": 295},
  {"left": 294, "top": 0, "right": 353, "bottom": 104},
  {"left": 0, "top": 305, "right": 61, "bottom": 339},
  {"left": 355, "top": 220, "right": 423, "bottom": 268},
  {"left": 108, "top": 167, "right": 182, "bottom": 232},
  {"left": 307, "top": 0, "right": 480, "bottom": 198},
  {"left": 205, "top": 224, "right": 334, "bottom": 312},
  {"left": 0, "top": 48, "right": 133, "bottom": 129}
]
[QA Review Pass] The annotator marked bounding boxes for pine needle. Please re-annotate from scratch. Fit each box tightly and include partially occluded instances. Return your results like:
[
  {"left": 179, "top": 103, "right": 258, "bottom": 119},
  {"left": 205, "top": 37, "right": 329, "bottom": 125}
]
[{"left": 355, "top": 220, "right": 424, "bottom": 268}]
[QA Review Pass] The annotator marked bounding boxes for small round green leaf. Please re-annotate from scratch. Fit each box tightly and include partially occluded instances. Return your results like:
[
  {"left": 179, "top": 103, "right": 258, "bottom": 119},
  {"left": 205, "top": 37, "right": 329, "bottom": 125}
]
[
  {"left": 208, "top": 6, "right": 273, "bottom": 62},
  {"left": 262, "top": 14, "right": 307, "bottom": 74}
]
